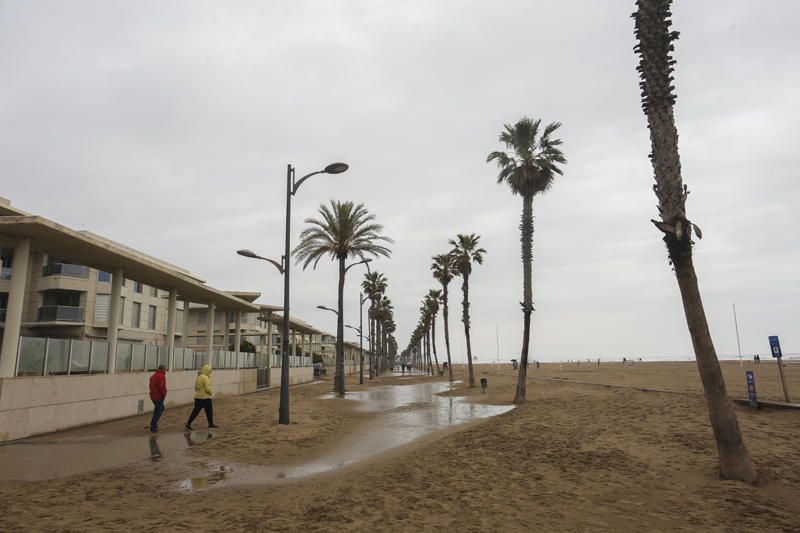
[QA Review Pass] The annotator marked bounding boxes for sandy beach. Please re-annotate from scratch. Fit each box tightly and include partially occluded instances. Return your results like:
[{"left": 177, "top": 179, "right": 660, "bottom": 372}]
[{"left": 1, "top": 360, "right": 799, "bottom": 532}]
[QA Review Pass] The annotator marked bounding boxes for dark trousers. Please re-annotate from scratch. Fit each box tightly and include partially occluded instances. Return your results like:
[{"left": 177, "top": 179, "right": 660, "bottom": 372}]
[
  {"left": 150, "top": 398, "right": 165, "bottom": 431},
  {"left": 186, "top": 398, "right": 214, "bottom": 427}
]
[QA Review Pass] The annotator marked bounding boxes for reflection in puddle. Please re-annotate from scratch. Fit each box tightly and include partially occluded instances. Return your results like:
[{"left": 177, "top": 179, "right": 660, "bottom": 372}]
[
  {"left": 0, "top": 430, "right": 215, "bottom": 481},
  {"left": 177, "top": 381, "right": 512, "bottom": 491}
]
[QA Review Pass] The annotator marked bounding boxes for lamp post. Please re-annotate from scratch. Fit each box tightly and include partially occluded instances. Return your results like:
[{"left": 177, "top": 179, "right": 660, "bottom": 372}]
[
  {"left": 239, "top": 161, "right": 348, "bottom": 425},
  {"left": 346, "top": 311, "right": 368, "bottom": 384}
]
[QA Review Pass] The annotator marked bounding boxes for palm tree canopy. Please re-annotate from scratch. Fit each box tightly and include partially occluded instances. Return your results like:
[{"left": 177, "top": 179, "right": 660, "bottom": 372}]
[
  {"left": 431, "top": 254, "right": 456, "bottom": 286},
  {"left": 362, "top": 271, "right": 388, "bottom": 301},
  {"left": 426, "top": 289, "right": 441, "bottom": 316},
  {"left": 487, "top": 117, "right": 566, "bottom": 197},
  {"left": 294, "top": 200, "right": 393, "bottom": 269},
  {"left": 449, "top": 233, "right": 486, "bottom": 277}
]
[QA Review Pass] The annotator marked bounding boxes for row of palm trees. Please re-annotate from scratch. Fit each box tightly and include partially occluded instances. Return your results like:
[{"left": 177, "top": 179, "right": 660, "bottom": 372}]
[
  {"left": 361, "top": 271, "right": 397, "bottom": 379},
  {"left": 403, "top": 234, "right": 486, "bottom": 388},
  {"left": 397, "top": 0, "right": 757, "bottom": 485}
]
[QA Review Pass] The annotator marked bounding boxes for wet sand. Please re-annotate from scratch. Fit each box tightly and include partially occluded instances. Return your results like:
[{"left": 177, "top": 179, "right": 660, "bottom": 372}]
[{"left": 1, "top": 361, "right": 799, "bottom": 531}]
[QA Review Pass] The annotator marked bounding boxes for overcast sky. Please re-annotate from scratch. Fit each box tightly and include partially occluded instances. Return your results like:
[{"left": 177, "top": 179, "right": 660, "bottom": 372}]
[{"left": 2, "top": 1, "right": 798, "bottom": 362}]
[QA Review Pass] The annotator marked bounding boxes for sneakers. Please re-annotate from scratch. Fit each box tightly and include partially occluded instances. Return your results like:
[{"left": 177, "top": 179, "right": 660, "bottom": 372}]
[
  {"left": 208, "top": 424, "right": 219, "bottom": 429},
  {"left": 184, "top": 424, "right": 192, "bottom": 431},
  {"left": 150, "top": 428, "right": 159, "bottom": 433}
]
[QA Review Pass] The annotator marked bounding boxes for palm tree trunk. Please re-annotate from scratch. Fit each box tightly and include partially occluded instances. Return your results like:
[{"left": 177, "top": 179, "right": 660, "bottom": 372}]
[
  {"left": 462, "top": 273, "right": 476, "bottom": 387},
  {"left": 376, "top": 320, "right": 382, "bottom": 376},
  {"left": 672, "top": 241, "right": 757, "bottom": 481},
  {"left": 426, "top": 325, "right": 432, "bottom": 375},
  {"left": 336, "top": 256, "right": 346, "bottom": 397},
  {"left": 431, "top": 314, "right": 441, "bottom": 375},
  {"left": 515, "top": 193, "right": 534, "bottom": 404},
  {"left": 442, "top": 283, "right": 454, "bottom": 382},
  {"left": 368, "top": 304, "right": 375, "bottom": 378},
  {"left": 633, "top": 0, "right": 757, "bottom": 482}
]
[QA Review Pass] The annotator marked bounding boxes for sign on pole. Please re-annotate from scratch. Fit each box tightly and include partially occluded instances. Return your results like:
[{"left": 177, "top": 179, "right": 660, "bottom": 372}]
[
  {"left": 769, "top": 335, "right": 792, "bottom": 403},
  {"left": 769, "top": 335, "right": 782, "bottom": 358},
  {"left": 745, "top": 370, "right": 758, "bottom": 409}
]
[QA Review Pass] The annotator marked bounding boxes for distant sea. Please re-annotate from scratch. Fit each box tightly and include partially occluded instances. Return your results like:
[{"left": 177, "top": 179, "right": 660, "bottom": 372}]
[{"left": 464, "top": 353, "right": 800, "bottom": 364}]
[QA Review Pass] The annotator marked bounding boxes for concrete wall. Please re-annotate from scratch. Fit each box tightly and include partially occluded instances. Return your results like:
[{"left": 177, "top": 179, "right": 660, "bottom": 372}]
[
  {"left": 0, "top": 366, "right": 316, "bottom": 443},
  {"left": 0, "top": 369, "right": 257, "bottom": 442}
]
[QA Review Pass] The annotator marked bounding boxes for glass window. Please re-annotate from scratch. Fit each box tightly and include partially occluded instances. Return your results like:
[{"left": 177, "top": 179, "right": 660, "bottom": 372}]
[
  {"left": 148, "top": 305, "right": 157, "bottom": 330},
  {"left": 116, "top": 343, "right": 133, "bottom": 372},
  {"left": 90, "top": 342, "right": 109, "bottom": 373},
  {"left": 46, "top": 339, "right": 70, "bottom": 375},
  {"left": 98, "top": 271, "right": 112, "bottom": 283},
  {"left": 133, "top": 281, "right": 143, "bottom": 294},
  {"left": 132, "top": 302, "right": 141, "bottom": 328},
  {"left": 131, "top": 344, "right": 146, "bottom": 371}
]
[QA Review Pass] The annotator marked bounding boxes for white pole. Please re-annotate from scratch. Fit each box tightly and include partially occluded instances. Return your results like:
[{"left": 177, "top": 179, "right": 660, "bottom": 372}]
[{"left": 733, "top": 303, "right": 743, "bottom": 367}]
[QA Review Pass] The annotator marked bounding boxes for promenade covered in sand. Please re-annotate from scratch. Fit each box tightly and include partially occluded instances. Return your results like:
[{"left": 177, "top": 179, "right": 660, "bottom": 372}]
[{"left": 1, "top": 361, "right": 799, "bottom": 531}]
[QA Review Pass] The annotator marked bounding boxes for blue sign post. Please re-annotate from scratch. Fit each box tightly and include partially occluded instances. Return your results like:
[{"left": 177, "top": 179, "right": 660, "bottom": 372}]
[
  {"left": 769, "top": 336, "right": 782, "bottom": 358},
  {"left": 745, "top": 370, "right": 758, "bottom": 409},
  {"left": 769, "top": 335, "right": 792, "bottom": 403}
]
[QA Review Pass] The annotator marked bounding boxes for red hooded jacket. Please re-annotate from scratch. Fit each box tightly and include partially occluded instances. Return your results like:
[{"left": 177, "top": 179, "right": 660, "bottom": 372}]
[{"left": 149, "top": 368, "right": 167, "bottom": 401}]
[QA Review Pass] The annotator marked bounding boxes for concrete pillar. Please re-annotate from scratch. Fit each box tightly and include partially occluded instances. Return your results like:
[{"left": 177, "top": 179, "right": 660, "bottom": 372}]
[
  {"left": 181, "top": 299, "right": 190, "bottom": 347},
  {"left": 0, "top": 238, "right": 31, "bottom": 377},
  {"left": 106, "top": 267, "right": 124, "bottom": 374},
  {"left": 205, "top": 301, "right": 215, "bottom": 366},
  {"left": 234, "top": 310, "right": 241, "bottom": 369},
  {"left": 265, "top": 311, "right": 273, "bottom": 365},
  {"left": 222, "top": 311, "right": 230, "bottom": 352},
  {"left": 305, "top": 333, "right": 311, "bottom": 365},
  {"left": 165, "top": 288, "right": 177, "bottom": 370}
]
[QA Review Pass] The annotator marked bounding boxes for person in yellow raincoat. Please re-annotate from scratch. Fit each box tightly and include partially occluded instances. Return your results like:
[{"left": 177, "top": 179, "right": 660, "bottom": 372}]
[{"left": 184, "top": 365, "right": 218, "bottom": 430}]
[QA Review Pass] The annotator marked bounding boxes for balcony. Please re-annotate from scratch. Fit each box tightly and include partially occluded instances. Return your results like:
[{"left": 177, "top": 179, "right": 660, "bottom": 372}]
[
  {"left": 37, "top": 305, "right": 85, "bottom": 322},
  {"left": 1, "top": 267, "right": 11, "bottom": 280},
  {"left": 42, "top": 263, "right": 89, "bottom": 279}
]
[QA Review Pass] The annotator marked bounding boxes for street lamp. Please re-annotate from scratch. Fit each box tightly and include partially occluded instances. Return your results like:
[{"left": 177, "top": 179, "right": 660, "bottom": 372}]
[{"left": 239, "top": 161, "right": 348, "bottom": 425}]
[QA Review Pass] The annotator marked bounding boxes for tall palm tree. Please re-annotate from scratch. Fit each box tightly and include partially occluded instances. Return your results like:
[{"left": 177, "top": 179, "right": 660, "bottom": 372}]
[
  {"left": 449, "top": 233, "right": 486, "bottom": 388},
  {"left": 431, "top": 254, "right": 456, "bottom": 382},
  {"left": 294, "top": 200, "right": 392, "bottom": 397},
  {"left": 487, "top": 117, "right": 566, "bottom": 404},
  {"left": 362, "top": 271, "right": 387, "bottom": 378},
  {"left": 426, "top": 289, "right": 442, "bottom": 375},
  {"left": 633, "top": 0, "right": 756, "bottom": 482}
]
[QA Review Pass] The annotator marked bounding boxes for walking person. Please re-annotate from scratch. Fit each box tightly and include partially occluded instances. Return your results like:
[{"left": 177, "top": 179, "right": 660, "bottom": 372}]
[
  {"left": 149, "top": 364, "right": 167, "bottom": 433},
  {"left": 184, "top": 365, "right": 218, "bottom": 431}
]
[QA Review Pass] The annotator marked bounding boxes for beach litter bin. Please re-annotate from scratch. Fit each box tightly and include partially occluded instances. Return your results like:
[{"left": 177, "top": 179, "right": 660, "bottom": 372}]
[{"left": 480, "top": 378, "right": 488, "bottom": 393}]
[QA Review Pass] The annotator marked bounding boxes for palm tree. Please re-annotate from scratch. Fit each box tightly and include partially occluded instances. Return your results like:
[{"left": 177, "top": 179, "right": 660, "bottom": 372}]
[
  {"left": 633, "top": 0, "right": 756, "bottom": 482},
  {"left": 362, "top": 271, "right": 387, "bottom": 378},
  {"left": 431, "top": 254, "right": 457, "bottom": 382},
  {"left": 294, "top": 200, "right": 392, "bottom": 397},
  {"left": 487, "top": 117, "right": 566, "bottom": 404},
  {"left": 449, "top": 233, "right": 486, "bottom": 388},
  {"left": 426, "top": 289, "right": 442, "bottom": 375}
]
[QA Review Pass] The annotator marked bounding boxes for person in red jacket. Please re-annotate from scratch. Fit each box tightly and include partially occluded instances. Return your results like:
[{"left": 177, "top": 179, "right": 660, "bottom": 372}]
[{"left": 149, "top": 365, "right": 167, "bottom": 433}]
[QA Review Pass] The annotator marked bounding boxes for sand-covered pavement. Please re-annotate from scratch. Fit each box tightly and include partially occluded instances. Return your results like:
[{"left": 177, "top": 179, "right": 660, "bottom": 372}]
[{"left": 1, "top": 361, "right": 799, "bottom": 532}]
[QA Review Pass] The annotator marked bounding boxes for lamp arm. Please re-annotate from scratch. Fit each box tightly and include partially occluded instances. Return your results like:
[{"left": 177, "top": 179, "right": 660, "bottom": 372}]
[
  {"left": 292, "top": 170, "right": 324, "bottom": 195},
  {"left": 264, "top": 257, "right": 285, "bottom": 274}
]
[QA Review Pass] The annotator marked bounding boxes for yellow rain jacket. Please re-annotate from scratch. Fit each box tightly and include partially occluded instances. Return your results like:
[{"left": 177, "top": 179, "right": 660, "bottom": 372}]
[{"left": 194, "top": 365, "right": 213, "bottom": 399}]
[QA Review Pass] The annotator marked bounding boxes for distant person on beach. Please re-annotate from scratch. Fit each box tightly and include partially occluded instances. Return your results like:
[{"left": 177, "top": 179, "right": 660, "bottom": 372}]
[
  {"left": 536, "top": 360, "right": 540, "bottom": 370},
  {"left": 149, "top": 364, "right": 167, "bottom": 433},
  {"left": 184, "top": 364, "right": 218, "bottom": 431}
]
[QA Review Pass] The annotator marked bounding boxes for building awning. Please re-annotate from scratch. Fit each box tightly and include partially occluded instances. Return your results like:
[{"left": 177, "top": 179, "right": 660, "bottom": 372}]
[{"left": 0, "top": 216, "right": 258, "bottom": 312}]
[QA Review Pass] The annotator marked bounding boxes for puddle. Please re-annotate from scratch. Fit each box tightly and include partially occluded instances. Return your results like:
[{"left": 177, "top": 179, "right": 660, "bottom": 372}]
[
  {"left": 177, "top": 381, "right": 511, "bottom": 491},
  {"left": 0, "top": 430, "right": 216, "bottom": 481},
  {"left": 0, "top": 381, "right": 512, "bottom": 489}
]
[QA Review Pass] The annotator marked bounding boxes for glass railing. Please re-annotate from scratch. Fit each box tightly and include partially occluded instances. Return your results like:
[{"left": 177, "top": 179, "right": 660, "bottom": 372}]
[
  {"left": 16, "top": 336, "right": 110, "bottom": 376},
  {"left": 42, "top": 263, "right": 90, "bottom": 278},
  {"left": 37, "top": 306, "right": 85, "bottom": 322},
  {"left": 1, "top": 266, "right": 11, "bottom": 279}
]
